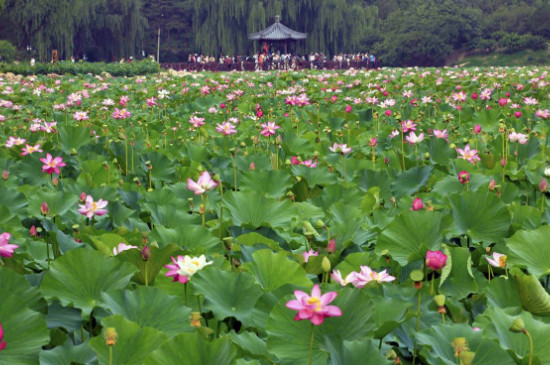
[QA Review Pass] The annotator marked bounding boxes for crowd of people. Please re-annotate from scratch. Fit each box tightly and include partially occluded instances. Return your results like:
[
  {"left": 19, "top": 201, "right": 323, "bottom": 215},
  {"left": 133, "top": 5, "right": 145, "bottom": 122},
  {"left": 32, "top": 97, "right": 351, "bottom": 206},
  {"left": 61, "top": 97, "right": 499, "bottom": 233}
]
[{"left": 166, "top": 51, "right": 378, "bottom": 71}]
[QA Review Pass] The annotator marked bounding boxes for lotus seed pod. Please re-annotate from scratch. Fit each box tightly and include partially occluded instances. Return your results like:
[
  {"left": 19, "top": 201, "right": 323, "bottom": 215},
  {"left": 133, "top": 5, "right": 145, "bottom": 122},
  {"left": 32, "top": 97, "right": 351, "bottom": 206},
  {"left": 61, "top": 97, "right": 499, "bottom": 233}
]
[
  {"left": 509, "top": 317, "right": 525, "bottom": 333},
  {"left": 459, "top": 351, "right": 476, "bottom": 365},
  {"left": 434, "top": 294, "right": 446, "bottom": 307}
]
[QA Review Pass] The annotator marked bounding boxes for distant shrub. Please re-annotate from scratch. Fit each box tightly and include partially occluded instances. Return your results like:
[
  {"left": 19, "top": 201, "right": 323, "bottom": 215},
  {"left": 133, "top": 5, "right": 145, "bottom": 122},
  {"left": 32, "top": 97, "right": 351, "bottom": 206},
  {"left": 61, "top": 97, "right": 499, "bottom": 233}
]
[
  {"left": 0, "top": 59, "right": 160, "bottom": 76},
  {"left": 0, "top": 40, "right": 17, "bottom": 63}
]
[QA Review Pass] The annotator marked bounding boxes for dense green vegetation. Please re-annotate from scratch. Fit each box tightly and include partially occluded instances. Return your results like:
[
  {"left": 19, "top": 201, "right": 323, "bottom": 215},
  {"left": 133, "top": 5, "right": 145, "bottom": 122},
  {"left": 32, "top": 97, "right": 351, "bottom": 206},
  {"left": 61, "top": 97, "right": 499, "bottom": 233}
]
[{"left": 0, "top": 0, "right": 549, "bottom": 66}]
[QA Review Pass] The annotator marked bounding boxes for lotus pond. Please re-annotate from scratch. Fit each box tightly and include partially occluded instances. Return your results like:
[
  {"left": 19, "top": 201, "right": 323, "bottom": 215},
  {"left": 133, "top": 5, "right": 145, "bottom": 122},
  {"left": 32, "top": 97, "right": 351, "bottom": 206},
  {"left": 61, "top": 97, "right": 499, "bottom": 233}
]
[{"left": 0, "top": 67, "right": 549, "bottom": 365}]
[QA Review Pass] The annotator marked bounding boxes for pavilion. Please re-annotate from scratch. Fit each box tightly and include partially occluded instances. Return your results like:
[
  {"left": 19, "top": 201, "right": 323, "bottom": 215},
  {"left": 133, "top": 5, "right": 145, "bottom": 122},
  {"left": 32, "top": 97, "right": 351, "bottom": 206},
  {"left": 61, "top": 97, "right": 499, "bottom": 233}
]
[{"left": 248, "top": 15, "right": 307, "bottom": 54}]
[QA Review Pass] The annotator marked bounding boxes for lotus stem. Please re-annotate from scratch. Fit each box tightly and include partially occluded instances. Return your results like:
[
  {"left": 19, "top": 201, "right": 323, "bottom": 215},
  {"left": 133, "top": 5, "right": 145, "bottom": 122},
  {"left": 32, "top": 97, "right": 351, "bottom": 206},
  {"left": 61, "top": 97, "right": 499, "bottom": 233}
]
[
  {"left": 144, "top": 261, "right": 149, "bottom": 287},
  {"left": 201, "top": 194, "right": 206, "bottom": 227},
  {"left": 523, "top": 328, "right": 533, "bottom": 365},
  {"left": 401, "top": 132, "right": 405, "bottom": 170},
  {"left": 109, "top": 346, "right": 113, "bottom": 365},
  {"left": 308, "top": 323, "right": 315, "bottom": 365},
  {"left": 184, "top": 282, "right": 188, "bottom": 307}
]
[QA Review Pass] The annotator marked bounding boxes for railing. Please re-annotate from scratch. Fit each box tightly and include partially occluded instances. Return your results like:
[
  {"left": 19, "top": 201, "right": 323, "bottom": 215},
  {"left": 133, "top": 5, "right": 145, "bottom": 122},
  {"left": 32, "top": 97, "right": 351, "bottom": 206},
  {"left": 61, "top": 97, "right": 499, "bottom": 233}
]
[{"left": 160, "top": 60, "right": 379, "bottom": 72}]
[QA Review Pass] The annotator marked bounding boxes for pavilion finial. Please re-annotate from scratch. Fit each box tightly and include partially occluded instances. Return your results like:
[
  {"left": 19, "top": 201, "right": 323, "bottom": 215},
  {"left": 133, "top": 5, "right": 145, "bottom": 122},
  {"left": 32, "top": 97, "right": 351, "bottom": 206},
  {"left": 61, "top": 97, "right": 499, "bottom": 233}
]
[{"left": 275, "top": 15, "right": 280, "bottom": 23}]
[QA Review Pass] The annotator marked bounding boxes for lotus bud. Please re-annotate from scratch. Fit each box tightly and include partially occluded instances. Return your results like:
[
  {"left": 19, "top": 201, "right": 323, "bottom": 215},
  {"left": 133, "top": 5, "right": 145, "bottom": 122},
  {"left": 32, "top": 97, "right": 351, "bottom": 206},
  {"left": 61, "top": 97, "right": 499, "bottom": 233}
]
[
  {"left": 386, "top": 349, "right": 398, "bottom": 360},
  {"left": 539, "top": 178, "right": 548, "bottom": 193},
  {"left": 52, "top": 177, "right": 58, "bottom": 186},
  {"left": 488, "top": 179, "right": 496, "bottom": 191},
  {"left": 327, "top": 239, "right": 336, "bottom": 253},
  {"left": 501, "top": 157, "right": 507, "bottom": 167},
  {"left": 30, "top": 225, "right": 37, "bottom": 237},
  {"left": 459, "top": 351, "right": 476, "bottom": 365},
  {"left": 434, "top": 294, "right": 446, "bottom": 307},
  {"left": 411, "top": 198, "right": 424, "bottom": 211},
  {"left": 302, "top": 221, "right": 317, "bottom": 237},
  {"left": 249, "top": 162, "right": 255, "bottom": 171},
  {"left": 321, "top": 256, "right": 331, "bottom": 272},
  {"left": 40, "top": 202, "right": 50, "bottom": 216},
  {"left": 104, "top": 327, "right": 118, "bottom": 346},
  {"left": 2, "top": 170, "right": 9, "bottom": 180},
  {"left": 80, "top": 192, "right": 87, "bottom": 202},
  {"left": 509, "top": 317, "right": 525, "bottom": 333},
  {"left": 141, "top": 245, "right": 151, "bottom": 261},
  {"left": 474, "top": 124, "right": 481, "bottom": 134}
]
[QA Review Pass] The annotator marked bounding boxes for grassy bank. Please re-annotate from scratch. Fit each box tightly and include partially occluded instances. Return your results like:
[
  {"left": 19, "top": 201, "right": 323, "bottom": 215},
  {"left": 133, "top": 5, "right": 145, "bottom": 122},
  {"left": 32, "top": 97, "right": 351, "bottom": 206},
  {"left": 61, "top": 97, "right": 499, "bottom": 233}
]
[{"left": 450, "top": 49, "right": 550, "bottom": 67}]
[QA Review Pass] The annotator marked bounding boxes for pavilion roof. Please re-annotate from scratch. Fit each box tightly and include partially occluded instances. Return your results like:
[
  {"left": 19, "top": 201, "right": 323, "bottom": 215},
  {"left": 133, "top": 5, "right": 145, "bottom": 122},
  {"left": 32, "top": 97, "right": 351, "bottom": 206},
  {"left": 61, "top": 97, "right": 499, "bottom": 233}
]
[{"left": 248, "top": 16, "right": 307, "bottom": 41}]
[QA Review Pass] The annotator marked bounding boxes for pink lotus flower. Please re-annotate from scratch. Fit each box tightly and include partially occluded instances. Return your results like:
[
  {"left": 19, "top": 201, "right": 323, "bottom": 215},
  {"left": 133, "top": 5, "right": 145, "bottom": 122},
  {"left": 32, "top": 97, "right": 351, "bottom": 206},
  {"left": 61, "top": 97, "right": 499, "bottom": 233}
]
[
  {"left": 486, "top": 252, "right": 506, "bottom": 268},
  {"left": 189, "top": 116, "right": 205, "bottom": 128},
  {"left": 165, "top": 255, "right": 213, "bottom": 283},
  {"left": 113, "top": 243, "right": 138, "bottom": 256},
  {"left": 458, "top": 171, "right": 470, "bottom": 184},
  {"left": 0, "top": 322, "right": 6, "bottom": 351},
  {"left": 508, "top": 132, "right": 528, "bottom": 145},
  {"left": 405, "top": 132, "right": 424, "bottom": 144},
  {"left": 5, "top": 136, "right": 25, "bottom": 148},
  {"left": 355, "top": 266, "right": 396, "bottom": 286},
  {"left": 433, "top": 129, "right": 449, "bottom": 142},
  {"left": 39, "top": 154, "right": 66, "bottom": 175},
  {"left": 20, "top": 144, "right": 43, "bottom": 156},
  {"left": 111, "top": 108, "right": 131, "bottom": 119},
  {"left": 401, "top": 120, "right": 417, "bottom": 132},
  {"left": 426, "top": 250, "right": 447, "bottom": 271},
  {"left": 78, "top": 195, "right": 108, "bottom": 218},
  {"left": 303, "top": 249, "right": 319, "bottom": 263},
  {"left": 535, "top": 109, "right": 549, "bottom": 119},
  {"left": 215, "top": 122, "right": 237, "bottom": 135},
  {"left": 187, "top": 171, "right": 219, "bottom": 195},
  {"left": 0, "top": 232, "right": 18, "bottom": 258},
  {"left": 285, "top": 284, "right": 342, "bottom": 325},
  {"left": 260, "top": 121, "right": 280, "bottom": 137},
  {"left": 456, "top": 145, "right": 481, "bottom": 164},
  {"left": 329, "top": 143, "right": 352, "bottom": 154},
  {"left": 411, "top": 198, "right": 424, "bottom": 211},
  {"left": 73, "top": 111, "right": 89, "bottom": 121},
  {"left": 331, "top": 270, "right": 359, "bottom": 286},
  {"left": 345, "top": 105, "right": 352, "bottom": 113}
]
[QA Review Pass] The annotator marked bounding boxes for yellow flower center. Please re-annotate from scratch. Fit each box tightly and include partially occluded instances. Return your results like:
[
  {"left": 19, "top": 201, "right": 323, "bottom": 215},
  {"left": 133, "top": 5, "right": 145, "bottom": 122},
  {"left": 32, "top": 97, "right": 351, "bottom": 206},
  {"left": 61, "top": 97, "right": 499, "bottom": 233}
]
[
  {"left": 306, "top": 296, "right": 322, "bottom": 311},
  {"left": 499, "top": 255, "right": 507, "bottom": 268}
]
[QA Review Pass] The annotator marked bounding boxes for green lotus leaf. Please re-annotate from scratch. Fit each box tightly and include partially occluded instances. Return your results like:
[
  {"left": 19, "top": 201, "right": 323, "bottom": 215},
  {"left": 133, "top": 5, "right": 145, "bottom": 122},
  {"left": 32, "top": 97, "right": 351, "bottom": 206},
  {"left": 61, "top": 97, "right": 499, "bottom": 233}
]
[
  {"left": 223, "top": 191, "right": 296, "bottom": 228},
  {"left": 473, "top": 306, "right": 550, "bottom": 364},
  {"left": 115, "top": 244, "right": 179, "bottom": 285},
  {"left": 89, "top": 315, "right": 168, "bottom": 365},
  {"left": 100, "top": 286, "right": 192, "bottom": 337},
  {"left": 27, "top": 190, "right": 79, "bottom": 218},
  {"left": 291, "top": 165, "right": 337, "bottom": 187},
  {"left": 229, "top": 330, "right": 268, "bottom": 358},
  {"left": 145, "top": 332, "right": 235, "bottom": 365},
  {"left": 192, "top": 267, "right": 263, "bottom": 325},
  {"left": 372, "top": 296, "right": 415, "bottom": 339},
  {"left": 76, "top": 160, "right": 120, "bottom": 189},
  {"left": 375, "top": 211, "right": 444, "bottom": 266},
  {"left": 391, "top": 165, "right": 433, "bottom": 199},
  {"left": 40, "top": 341, "right": 96, "bottom": 365},
  {"left": 240, "top": 169, "right": 292, "bottom": 198},
  {"left": 511, "top": 268, "right": 550, "bottom": 316},
  {"left": 0, "top": 289, "right": 49, "bottom": 365},
  {"left": 140, "top": 151, "right": 176, "bottom": 182},
  {"left": 439, "top": 246, "right": 478, "bottom": 300},
  {"left": 59, "top": 125, "right": 92, "bottom": 153},
  {"left": 507, "top": 225, "right": 550, "bottom": 278},
  {"left": 266, "top": 288, "right": 374, "bottom": 365},
  {"left": 449, "top": 190, "right": 511, "bottom": 243},
  {"left": 323, "top": 336, "right": 390, "bottom": 365},
  {"left": 416, "top": 323, "right": 516, "bottom": 365},
  {"left": 484, "top": 276, "right": 521, "bottom": 309},
  {"left": 0, "top": 267, "right": 45, "bottom": 312},
  {"left": 149, "top": 226, "right": 221, "bottom": 252},
  {"left": 242, "top": 249, "right": 312, "bottom": 291},
  {"left": 41, "top": 248, "right": 138, "bottom": 319}
]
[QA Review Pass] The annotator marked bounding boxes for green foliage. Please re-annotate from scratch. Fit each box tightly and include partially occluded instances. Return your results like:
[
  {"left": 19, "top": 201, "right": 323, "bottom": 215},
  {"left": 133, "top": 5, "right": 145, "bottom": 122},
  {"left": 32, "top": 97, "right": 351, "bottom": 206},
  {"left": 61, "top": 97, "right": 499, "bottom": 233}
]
[
  {"left": 0, "top": 59, "right": 160, "bottom": 76},
  {"left": 0, "top": 39, "right": 16, "bottom": 62}
]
